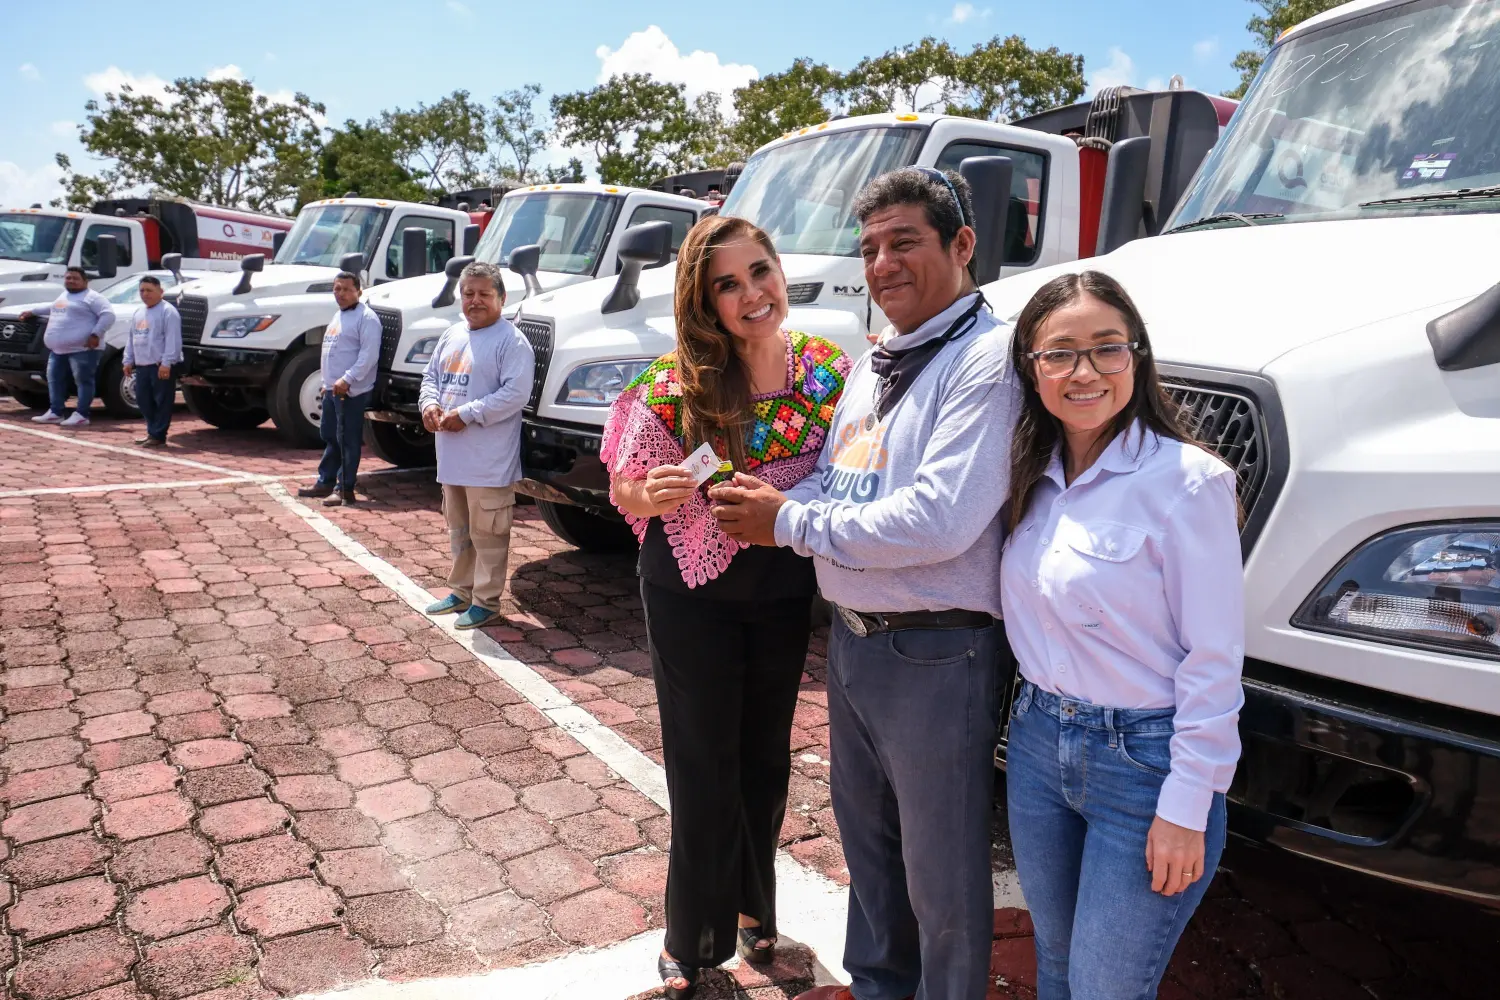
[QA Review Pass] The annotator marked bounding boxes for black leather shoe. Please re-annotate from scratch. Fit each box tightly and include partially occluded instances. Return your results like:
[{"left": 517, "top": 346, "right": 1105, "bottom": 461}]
[{"left": 297, "top": 483, "right": 335, "bottom": 498}]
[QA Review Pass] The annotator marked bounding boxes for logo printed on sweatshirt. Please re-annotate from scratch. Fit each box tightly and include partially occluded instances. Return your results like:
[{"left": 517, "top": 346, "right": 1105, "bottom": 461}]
[
  {"left": 822, "top": 409, "right": 888, "bottom": 502},
  {"left": 437, "top": 345, "right": 473, "bottom": 407}
]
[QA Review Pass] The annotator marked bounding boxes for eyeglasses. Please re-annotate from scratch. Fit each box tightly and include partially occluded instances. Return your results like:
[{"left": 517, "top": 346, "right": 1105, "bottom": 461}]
[{"left": 1025, "top": 342, "right": 1140, "bottom": 379}]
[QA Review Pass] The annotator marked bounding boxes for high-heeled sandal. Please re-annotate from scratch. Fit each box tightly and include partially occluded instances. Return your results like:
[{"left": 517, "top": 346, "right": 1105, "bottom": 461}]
[
  {"left": 736, "top": 926, "right": 777, "bottom": 964},
  {"left": 657, "top": 954, "right": 700, "bottom": 999}
]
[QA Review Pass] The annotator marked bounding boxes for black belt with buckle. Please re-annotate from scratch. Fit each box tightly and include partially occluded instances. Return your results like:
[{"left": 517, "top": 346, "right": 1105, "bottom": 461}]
[{"left": 833, "top": 605, "right": 994, "bottom": 638}]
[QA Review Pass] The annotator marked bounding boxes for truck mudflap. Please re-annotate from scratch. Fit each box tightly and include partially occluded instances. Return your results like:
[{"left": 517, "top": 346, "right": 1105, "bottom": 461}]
[
  {"left": 1230, "top": 659, "right": 1500, "bottom": 907},
  {"left": 516, "top": 418, "right": 614, "bottom": 513}
]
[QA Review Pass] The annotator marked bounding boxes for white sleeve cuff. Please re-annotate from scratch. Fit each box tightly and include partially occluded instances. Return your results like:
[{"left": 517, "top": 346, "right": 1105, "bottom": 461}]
[{"left": 1155, "top": 771, "right": 1214, "bottom": 832}]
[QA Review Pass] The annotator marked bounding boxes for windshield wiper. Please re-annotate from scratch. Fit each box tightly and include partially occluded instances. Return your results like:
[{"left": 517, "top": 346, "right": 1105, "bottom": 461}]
[
  {"left": 1360, "top": 185, "right": 1500, "bottom": 208},
  {"left": 1163, "top": 212, "right": 1285, "bottom": 235}
]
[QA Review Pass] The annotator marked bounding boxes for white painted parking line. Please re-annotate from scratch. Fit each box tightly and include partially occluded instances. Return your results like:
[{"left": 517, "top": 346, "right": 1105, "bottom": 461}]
[
  {"left": 0, "top": 422, "right": 262, "bottom": 479},
  {"left": 0, "top": 477, "right": 253, "bottom": 498},
  {"left": 265, "top": 481, "right": 857, "bottom": 994}
]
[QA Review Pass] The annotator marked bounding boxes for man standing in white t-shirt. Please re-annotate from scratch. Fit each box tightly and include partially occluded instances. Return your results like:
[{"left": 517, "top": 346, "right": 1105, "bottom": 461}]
[{"left": 21, "top": 267, "right": 114, "bottom": 427}]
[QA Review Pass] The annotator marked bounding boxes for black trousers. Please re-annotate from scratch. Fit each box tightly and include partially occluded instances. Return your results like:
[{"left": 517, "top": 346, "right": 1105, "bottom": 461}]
[{"left": 641, "top": 580, "right": 813, "bottom": 968}]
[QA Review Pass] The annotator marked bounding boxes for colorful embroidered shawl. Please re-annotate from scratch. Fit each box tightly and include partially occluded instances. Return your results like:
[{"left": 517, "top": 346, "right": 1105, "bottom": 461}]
[{"left": 600, "top": 331, "right": 852, "bottom": 587}]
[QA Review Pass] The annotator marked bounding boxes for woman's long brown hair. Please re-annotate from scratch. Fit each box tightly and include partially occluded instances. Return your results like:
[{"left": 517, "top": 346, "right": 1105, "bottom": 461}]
[
  {"left": 1006, "top": 270, "right": 1197, "bottom": 533},
  {"left": 673, "top": 215, "right": 782, "bottom": 471}
]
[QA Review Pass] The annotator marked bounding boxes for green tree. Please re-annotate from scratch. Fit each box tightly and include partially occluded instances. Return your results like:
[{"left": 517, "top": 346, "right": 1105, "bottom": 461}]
[
  {"left": 730, "top": 58, "right": 843, "bottom": 152},
  {"left": 53, "top": 75, "right": 325, "bottom": 212},
  {"left": 843, "top": 37, "right": 961, "bottom": 116},
  {"left": 551, "top": 74, "right": 730, "bottom": 186},
  {"left": 380, "top": 89, "right": 490, "bottom": 195},
  {"left": 491, "top": 83, "right": 550, "bottom": 183},
  {"left": 543, "top": 158, "right": 586, "bottom": 184},
  {"left": 1226, "top": 0, "right": 1346, "bottom": 98},
  {"left": 948, "top": 36, "right": 1086, "bottom": 121},
  {"left": 317, "top": 121, "right": 426, "bottom": 204}
]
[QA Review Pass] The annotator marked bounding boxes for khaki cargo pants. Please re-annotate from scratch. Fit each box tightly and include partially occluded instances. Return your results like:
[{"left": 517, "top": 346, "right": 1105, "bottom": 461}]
[{"left": 442, "top": 484, "right": 515, "bottom": 613}]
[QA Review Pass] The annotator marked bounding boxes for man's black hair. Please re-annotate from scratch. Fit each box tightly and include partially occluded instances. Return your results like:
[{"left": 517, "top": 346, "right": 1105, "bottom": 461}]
[
  {"left": 853, "top": 167, "right": 974, "bottom": 251},
  {"left": 333, "top": 270, "right": 362, "bottom": 291},
  {"left": 64, "top": 266, "right": 87, "bottom": 280},
  {"left": 138, "top": 275, "right": 162, "bottom": 288}
]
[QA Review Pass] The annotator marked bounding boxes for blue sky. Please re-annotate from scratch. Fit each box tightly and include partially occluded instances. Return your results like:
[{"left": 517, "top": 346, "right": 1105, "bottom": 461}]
[{"left": 0, "top": 0, "right": 1259, "bottom": 208}]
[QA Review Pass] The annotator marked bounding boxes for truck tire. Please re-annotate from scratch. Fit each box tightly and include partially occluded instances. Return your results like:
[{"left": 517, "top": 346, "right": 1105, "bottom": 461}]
[
  {"left": 535, "top": 500, "right": 637, "bottom": 553},
  {"left": 99, "top": 354, "right": 142, "bottom": 419},
  {"left": 363, "top": 421, "right": 435, "bottom": 468},
  {"left": 8, "top": 387, "right": 51, "bottom": 410},
  {"left": 182, "top": 386, "right": 269, "bottom": 430},
  {"left": 268, "top": 347, "right": 325, "bottom": 449}
]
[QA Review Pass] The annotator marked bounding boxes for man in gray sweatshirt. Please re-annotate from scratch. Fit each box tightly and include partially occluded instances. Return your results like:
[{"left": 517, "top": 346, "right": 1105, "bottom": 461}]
[
  {"left": 298, "top": 272, "right": 383, "bottom": 507},
  {"left": 21, "top": 267, "right": 115, "bottom": 427},
  {"left": 418, "top": 261, "right": 534, "bottom": 631},
  {"left": 712, "top": 168, "right": 1019, "bottom": 1000}
]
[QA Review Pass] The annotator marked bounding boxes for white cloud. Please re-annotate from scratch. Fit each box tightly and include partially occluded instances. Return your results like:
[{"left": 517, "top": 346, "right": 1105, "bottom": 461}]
[
  {"left": 1193, "top": 37, "right": 1219, "bottom": 62},
  {"left": 1089, "top": 48, "right": 1135, "bottom": 92},
  {"left": 948, "top": 3, "right": 991, "bottom": 24},
  {"left": 207, "top": 64, "right": 243, "bottom": 82},
  {"left": 18, "top": 63, "right": 40, "bottom": 82},
  {"left": 0, "top": 161, "right": 65, "bottom": 210},
  {"left": 84, "top": 66, "right": 171, "bottom": 101},
  {"left": 50, "top": 121, "right": 76, "bottom": 138},
  {"left": 595, "top": 26, "right": 757, "bottom": 114},
  {"left": 447, "top": 0, "right": 470, "bottom": 14}
]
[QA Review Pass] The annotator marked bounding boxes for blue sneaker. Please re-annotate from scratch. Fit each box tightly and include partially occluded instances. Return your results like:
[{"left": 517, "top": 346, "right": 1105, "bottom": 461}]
[
  {"left": 454, "top": 606, "right": 500, "bottom": 630},
  {"left": 425, "top": 594, "right": 469, "bottom": 615}
]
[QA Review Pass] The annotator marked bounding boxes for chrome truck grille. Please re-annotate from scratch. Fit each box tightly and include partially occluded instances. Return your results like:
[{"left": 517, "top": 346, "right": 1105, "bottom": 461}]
[
  {"left": 0, "top": 316, "right": 41, "bottom": 352},
  {"left": 178, "top": 295, "right": 209, "bottom": 346},
  {"left": 372, "top": 306, "right": 402, "bottom": 371},
  {"left": 514, "top": 317, "right": 554, "bottom": 414}
]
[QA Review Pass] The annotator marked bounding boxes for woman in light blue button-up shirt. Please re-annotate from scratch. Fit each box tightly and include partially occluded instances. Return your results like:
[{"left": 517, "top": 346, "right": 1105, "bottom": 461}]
[{"left": 999, "top": 270, "right": 1244, "bottom": 1000}]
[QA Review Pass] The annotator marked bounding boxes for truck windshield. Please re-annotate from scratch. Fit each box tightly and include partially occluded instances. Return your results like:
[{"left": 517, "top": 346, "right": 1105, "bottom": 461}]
[
  {"left": 0, "top": 213, "right": 80, "bottom": 264},
  {"left": 474, "top": 193, "right": 618, "bottom": 276},
  {"left": 275, "top": 204, "right": 390, "bottom": 269},
  {"left": 1169, "top": 0, "right": 1500, "bottom": 229},
  {"left": 720, "top": 126, "right": 926, "bottom": 256}
]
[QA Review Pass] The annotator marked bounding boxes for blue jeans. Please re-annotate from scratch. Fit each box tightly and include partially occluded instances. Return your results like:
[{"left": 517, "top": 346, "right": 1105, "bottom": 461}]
[
  {"left": 316, "top": 389, "right": 370, "bottom": 491},
  {"left": 133, "top": 366, "right": 176, "bottom": 441},
  {"left": 828, "top": 617, "right": 1001, "bottom": 1000},
  {"left": 46, "top": 349, "right": 100, "bottom": 417},
  {"left": 1006, "top": 679, "right": 1227, "bottom": 1000}
]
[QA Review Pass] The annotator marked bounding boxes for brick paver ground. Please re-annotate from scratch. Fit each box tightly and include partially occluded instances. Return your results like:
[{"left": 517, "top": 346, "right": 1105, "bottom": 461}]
[{"left": 2, "top": 399, "right": 1497, "bottom": 1000}]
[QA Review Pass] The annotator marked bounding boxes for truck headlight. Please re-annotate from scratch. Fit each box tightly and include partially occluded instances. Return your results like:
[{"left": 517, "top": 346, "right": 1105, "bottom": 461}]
[
  {"left": 405, "top": 337, "right": 439, "bottom": 365},
  {"left": 1294, "top": 523, "right": 1500, "bottom": 660},
  {"left": 211, "top": 315, "right": 279, "bottom": 339},
  {"left": 557, "top": 360, "right": 653, "bottom": 406}
]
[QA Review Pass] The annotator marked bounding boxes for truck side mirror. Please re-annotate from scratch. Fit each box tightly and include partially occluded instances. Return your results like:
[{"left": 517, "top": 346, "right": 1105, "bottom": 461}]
[
  {"left": 958, "top": 156, "right": 1013, "bottom": 286},
  {"left": 94, "top": 234, "right": 119, "bottom": 280},
  {"left": 338, "top": 252, "right": 365, "bottom": 277},
  {"left": 161, "top": 253, "right": 183, "bottom": 281},
  {"left": 431, "top": 255, "right": 475, "bottom": 309},
  {"left": 507, "top": 244, "right": 542, "bottom": 301},
  {"left": 272, "top": 231, "right": 287, "bottom": 259},
  {"left": 233, "top": 253, "right": 264, "bottom": 295},
  {"left": 1096, "top": 135, "right": 1152, "bottom": 256},
  {"left": 400, "top": 227, "right": 428, "bottom": 280},
  {"left": 463, "top": 224, "right": 481, "bottom": 255},
  {"left": 602, "top": 222, "right": 672, "bottom": 315}
]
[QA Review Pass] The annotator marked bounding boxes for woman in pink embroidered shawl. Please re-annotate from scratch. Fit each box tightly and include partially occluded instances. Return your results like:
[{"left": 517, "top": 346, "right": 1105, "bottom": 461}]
[{"left": 602, "top": 216, "right": 851, "bottom": 998}]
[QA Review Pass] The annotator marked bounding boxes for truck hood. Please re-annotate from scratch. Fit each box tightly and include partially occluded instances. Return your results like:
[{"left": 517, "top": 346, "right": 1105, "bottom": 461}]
[
  {"left": 362, "top": 267, "right": 578, "bottom": 313},
  {"left": 181, "top": 264, "right": 337, "bottom": 300},
  {"left": 0, "top": 259, "right": 49, "bottom": 282},
  {"left": 980, "top": 213, "right": 1500, "bottom": 372}
]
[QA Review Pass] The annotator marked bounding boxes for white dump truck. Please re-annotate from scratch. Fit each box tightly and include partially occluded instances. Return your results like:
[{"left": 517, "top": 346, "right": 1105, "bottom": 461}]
[
  {"left": 980, "top": 0, "right": 1500, "bottom": 906},
  {"left": 359, "top": 183, "right": 711, "bottom": 467},
  {"left": 505, "top": 90, "right": 1234, "bottom": 549},
  {"left": 0, "top": 199, "right": 290, "bottom": 411},
  {"left": 174, "top": 197, "right": 475, "bottom": 444}
]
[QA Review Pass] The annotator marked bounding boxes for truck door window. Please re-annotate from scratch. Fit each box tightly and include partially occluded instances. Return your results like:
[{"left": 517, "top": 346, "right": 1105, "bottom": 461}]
[
  {"left": 80, "top": 223, "right": 134, "bottom": 269},
  {"left": 934, "top": 142, "right": 1047, "bottom": 265},
  {"left": 625, "top": 206, "right": 697, "bottom": 258},
  {"left": 385, "top": 215, "right": 457, "bottom": 278}
]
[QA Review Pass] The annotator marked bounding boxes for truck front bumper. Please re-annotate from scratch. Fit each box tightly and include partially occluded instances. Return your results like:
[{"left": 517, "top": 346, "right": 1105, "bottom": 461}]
[
  {"left": 181, "top": 346, "right": 278, "bottom": 387},
  {"left": 1227, "top": 659, "right": 1500, "bottom": 908},
  {"left": 367, "top": 372, "right": 423, "bottom": 424},
  {"left": 515, "top": 417, "right": 615, "bottom": 513},
  {"left": 0, "top": 351, "right": 47, "bottom": 392}
]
